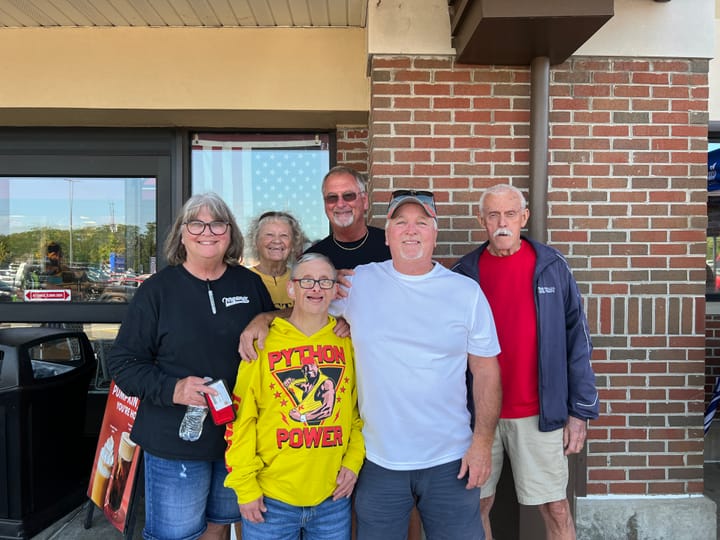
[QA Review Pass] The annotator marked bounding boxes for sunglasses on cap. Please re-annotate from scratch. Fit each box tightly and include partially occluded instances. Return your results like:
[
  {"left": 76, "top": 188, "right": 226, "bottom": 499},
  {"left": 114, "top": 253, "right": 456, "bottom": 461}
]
[{"left": 387, "top": 190, "right": 437, "bottom": 218}]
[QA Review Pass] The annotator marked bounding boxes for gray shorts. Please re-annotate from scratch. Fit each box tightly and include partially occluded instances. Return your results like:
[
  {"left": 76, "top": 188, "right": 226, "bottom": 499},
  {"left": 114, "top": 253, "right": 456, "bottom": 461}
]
[{"left": 480, "top": 415, "right": 568, "bottom": 506}]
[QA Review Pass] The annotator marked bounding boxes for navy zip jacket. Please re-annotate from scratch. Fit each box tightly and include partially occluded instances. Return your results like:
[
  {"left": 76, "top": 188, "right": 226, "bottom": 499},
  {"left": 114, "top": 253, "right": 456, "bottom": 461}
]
[{"left": 452, "top": 236, "right": 599, "bottom": 432}]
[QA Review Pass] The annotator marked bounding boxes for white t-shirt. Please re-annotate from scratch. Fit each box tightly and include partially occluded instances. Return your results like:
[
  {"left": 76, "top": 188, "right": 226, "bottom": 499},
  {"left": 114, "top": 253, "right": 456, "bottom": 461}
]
[{"left": 331, "top": 260, "right": 500, "bottom": 470}]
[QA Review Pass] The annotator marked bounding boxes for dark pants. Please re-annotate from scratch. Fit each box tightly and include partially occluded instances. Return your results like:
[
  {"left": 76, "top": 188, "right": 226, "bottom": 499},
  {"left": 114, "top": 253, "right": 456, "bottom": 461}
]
[{"left": 355, "top": 459, "right": 483, "bottom": 540}]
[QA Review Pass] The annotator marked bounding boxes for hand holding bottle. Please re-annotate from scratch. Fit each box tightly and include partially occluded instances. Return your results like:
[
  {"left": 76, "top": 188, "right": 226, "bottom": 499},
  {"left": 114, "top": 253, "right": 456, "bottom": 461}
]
[
  {"left": 176, "top": 376, "right": 218, "bottom": 442},
  {"left": 173, "top": 376, "right": 218, "bottom": 406}
]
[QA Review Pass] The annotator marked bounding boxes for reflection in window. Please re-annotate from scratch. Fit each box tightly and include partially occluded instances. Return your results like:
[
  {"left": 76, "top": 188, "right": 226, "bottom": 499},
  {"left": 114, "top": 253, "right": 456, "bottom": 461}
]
[
  {"left": 29, "top": 336, "right": 84, "bottom": 379},
  {"left": 709, "top": 144, "right": 720, "bottom": 296},
  {"left": 0, "top": 177, "right": 156, "bottom": 303},
  {"left": 191, "top": 133, "right": 331, "bottom": 264}
]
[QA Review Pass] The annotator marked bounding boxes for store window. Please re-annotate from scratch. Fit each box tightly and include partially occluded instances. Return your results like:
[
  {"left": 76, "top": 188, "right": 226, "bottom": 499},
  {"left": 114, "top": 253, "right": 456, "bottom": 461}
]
[
  {"left": 0, "top": 128, "right": 174, "bottom": 323},
  {"left": 191, "top": 133, "right": 332, "bottom": 264},
  {"left": 0, "top": 177, "right": 156, "bottom": 304}
]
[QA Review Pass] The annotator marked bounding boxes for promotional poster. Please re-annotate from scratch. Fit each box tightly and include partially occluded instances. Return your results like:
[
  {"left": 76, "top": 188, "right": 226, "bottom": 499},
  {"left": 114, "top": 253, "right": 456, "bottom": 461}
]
[{"left": 87, "top": 381, "right": 141, "bottom": 532}]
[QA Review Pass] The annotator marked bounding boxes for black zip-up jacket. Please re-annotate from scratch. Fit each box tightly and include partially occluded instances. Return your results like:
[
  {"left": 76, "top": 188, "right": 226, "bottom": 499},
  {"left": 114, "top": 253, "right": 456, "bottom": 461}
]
[{"left": 452, "top": 237, "right": 599, "bottom": 431}]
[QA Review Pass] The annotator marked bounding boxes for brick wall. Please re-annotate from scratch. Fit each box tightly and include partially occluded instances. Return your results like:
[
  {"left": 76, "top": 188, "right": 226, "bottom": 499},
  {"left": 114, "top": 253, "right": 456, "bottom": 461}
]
[
  {"left": 336, "top": 125, "right": 369, "bottom": 173},
  {"left": 368, "top": 55, "right": 708, "bottom": 496}
]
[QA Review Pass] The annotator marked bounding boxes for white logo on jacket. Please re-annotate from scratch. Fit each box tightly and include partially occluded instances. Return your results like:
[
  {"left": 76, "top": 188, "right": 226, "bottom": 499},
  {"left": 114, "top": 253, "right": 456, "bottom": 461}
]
[
  {"left": 222, "top": 296, "right": 250, "bottom": 307},
  {"left": 537, "top": 286, "right": 556, "bottom": 294}
]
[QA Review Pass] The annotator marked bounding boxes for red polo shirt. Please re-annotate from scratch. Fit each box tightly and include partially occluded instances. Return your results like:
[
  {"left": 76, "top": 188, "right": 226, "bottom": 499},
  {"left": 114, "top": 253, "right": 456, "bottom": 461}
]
[{"left": 479, "top": 240, "right": 540, "bottom": 418}]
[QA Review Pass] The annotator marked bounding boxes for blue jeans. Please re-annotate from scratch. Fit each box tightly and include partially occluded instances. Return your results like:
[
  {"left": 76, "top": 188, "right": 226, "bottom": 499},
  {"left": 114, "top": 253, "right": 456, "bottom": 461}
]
[
  {"left": 355, "top": 460, "right": 483, "bottom": 540},
  {"left": 143, "top": 452, "right": 240, "bottom": 540},
  {"left": 241, "top": 496, "right": 351, "bottom": 540}
]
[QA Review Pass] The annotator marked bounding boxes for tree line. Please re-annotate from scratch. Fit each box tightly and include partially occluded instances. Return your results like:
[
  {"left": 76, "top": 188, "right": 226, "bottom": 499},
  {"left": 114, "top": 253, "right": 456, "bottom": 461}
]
[{"left": 0, "top": 223, "right": 157, "bottom": 275}]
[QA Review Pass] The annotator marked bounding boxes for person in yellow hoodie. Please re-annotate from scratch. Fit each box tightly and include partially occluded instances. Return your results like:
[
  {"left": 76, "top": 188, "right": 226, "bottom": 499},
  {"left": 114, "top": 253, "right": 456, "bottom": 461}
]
[{"left": 225, "top": 252, "right": 364, "bottom": 540}]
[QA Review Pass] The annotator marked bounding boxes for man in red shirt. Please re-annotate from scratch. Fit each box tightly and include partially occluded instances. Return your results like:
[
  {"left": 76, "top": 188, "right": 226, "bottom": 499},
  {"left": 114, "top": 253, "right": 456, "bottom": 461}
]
[{"left": 453, "top": 184, "right": 599, "bottom": 540}]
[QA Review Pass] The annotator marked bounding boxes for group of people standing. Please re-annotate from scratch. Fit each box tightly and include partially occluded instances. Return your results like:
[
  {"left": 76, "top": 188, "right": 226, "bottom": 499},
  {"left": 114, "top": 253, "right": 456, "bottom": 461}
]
[{"left": 107, "top": 165, "right": 598, "bottom": 540}]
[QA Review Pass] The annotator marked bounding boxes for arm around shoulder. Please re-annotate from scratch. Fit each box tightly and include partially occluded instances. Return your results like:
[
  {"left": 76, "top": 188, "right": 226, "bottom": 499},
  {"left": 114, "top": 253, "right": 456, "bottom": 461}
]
[{"left": 238, "top": 309, "right": 289, "bottom": 360}]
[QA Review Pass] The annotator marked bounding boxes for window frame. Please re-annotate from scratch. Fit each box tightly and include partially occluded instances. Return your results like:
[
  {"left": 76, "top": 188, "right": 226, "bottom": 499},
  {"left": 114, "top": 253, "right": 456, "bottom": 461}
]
[{"left": 0, "top": 128, "right": 178, "bottom": 323}]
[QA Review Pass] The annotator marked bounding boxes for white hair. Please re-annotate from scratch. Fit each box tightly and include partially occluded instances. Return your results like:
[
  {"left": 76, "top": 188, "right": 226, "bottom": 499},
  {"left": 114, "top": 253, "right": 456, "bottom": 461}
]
[{"left": 478, "top": 184, "right": 527, "bottom": 217}]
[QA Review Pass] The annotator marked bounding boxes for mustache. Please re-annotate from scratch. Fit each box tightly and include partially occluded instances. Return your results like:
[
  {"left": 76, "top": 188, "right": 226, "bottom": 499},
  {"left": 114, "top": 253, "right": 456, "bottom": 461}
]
[{"left": 493, "top": 228, "right": 513, "bottom": 238}]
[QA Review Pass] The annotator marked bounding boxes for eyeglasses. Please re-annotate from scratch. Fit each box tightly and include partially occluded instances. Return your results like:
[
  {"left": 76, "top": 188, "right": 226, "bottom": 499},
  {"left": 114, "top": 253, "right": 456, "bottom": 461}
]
[
  {"left": 323, "top": 191, "right": 362, "bottom": 204},
  {"left": 292, "top": 278, "right": 336, "bottom": 289},
  {"left": 184, "top": 220, "right": 230, "bottom": 235}
]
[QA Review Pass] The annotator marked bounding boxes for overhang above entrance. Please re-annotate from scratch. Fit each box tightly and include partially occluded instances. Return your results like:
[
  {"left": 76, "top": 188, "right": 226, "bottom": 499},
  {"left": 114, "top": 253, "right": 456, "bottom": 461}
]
[{"left": 450, "top": 0, "right": 614, "bottom": 65}]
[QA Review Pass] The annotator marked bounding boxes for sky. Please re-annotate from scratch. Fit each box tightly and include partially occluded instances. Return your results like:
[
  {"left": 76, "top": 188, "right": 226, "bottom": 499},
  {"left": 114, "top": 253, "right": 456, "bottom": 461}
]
[{"left": 0, "top": 177, "right": 155, "bottom": 236}]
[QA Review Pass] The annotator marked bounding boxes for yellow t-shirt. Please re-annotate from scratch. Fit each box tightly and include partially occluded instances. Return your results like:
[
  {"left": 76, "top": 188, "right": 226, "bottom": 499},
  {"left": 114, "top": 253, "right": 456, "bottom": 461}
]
[
  {"left": 249, "top": 266, "right": 293, "bottom": 310},
  {"left": 224, "top": 316, "right": 364, "bottom": 507}
]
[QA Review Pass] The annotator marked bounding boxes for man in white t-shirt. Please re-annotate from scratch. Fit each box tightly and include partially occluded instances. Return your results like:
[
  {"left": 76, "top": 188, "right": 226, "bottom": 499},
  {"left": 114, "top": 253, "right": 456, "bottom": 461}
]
[
  {"left": 239, "top": 190, "right": 502, "bottom": 539},
  {"left": 328, "top": 190, "right": 501, "bottom": 540}
]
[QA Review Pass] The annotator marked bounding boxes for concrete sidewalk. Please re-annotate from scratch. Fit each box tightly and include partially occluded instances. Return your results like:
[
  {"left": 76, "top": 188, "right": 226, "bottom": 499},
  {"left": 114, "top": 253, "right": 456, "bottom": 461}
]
[
  {"left": 29, "top": 466, "right": 720, "bottom": 540},
  {"left": 28, "top": 498, "right": 240, "bottom": 540},
  {"left": 706, "top": 462, "right": 720, "bottom": 540},
  {"left": 30, "top": 501, "right": 142, "bottom": 540}
]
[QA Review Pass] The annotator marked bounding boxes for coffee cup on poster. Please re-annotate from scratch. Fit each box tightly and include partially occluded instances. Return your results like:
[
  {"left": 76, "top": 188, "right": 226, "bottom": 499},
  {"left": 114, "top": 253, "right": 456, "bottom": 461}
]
[
  {"left": 90, "top": 436, "right": 114, "bottom": 508},
  {"left": 106, "top": 431, "right": 137, "bottom": 512}
]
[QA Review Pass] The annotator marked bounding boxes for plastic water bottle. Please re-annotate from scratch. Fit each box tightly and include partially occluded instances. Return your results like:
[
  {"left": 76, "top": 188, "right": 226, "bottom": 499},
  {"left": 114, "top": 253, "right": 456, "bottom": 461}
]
[{"left": 179, "top": 405, "right": 208, "bottom": 442}]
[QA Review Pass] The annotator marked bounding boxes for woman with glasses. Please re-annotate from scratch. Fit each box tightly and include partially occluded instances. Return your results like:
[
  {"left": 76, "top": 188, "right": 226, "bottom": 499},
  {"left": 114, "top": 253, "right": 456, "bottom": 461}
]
[
  {"left": 247, "top": 211, "right": 305, "bottom": 310},
  {"left": 107, "top": 192, "right": 274, "bottom": 540}
]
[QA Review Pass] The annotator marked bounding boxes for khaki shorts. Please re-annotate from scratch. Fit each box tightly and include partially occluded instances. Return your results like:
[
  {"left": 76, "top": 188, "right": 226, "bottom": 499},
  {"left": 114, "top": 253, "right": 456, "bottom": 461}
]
[{"left": 480, "top": 415, "right": 568, "bottom": 506}]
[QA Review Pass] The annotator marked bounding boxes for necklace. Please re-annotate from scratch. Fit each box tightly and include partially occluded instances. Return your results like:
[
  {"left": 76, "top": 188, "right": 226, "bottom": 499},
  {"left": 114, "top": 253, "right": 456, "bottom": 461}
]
[{"left": 332, "top": 229, "right": 369, "bottom": 251}]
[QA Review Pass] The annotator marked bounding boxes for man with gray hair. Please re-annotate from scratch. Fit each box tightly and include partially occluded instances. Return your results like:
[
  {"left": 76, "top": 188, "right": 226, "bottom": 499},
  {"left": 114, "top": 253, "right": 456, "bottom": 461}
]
[
  {"left": 304, "top": 166, "right": 390, "bottom": 269},
  {"left": 452, "top": 183, "right": 599, "bottom": 540}
]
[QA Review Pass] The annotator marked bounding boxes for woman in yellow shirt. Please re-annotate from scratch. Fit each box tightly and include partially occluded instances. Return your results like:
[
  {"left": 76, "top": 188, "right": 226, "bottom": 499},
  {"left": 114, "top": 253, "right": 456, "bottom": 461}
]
[{"left": 247, "top": 211, "right": 305, "bottom": 310}]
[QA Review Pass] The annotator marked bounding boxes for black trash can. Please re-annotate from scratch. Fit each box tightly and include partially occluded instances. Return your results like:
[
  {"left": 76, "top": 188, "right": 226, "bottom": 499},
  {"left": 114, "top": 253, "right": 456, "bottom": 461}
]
[{"left": 0, "top": 327, "right": 96, "bottom": 539}]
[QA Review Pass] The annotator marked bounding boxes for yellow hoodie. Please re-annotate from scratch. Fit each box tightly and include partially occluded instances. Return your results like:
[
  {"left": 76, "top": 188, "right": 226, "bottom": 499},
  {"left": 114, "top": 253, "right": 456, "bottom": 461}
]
[{"left": 224, "top": 316, "right": 364, "bottom": 507}]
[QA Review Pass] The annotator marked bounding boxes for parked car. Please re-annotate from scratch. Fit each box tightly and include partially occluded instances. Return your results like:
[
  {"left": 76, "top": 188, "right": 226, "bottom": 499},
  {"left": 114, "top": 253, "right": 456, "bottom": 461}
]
[
  {"left": 97, "top": 275, "right": 150, "bottom": 303},
  {"left": 0, "top": 281, "right": 18, "bottom": 302}
]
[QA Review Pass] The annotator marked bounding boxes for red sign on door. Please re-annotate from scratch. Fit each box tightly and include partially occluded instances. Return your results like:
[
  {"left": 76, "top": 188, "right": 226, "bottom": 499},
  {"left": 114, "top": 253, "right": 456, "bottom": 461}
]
[{"left": 24, "top": 289, "right": 71, "bottom": 301}]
